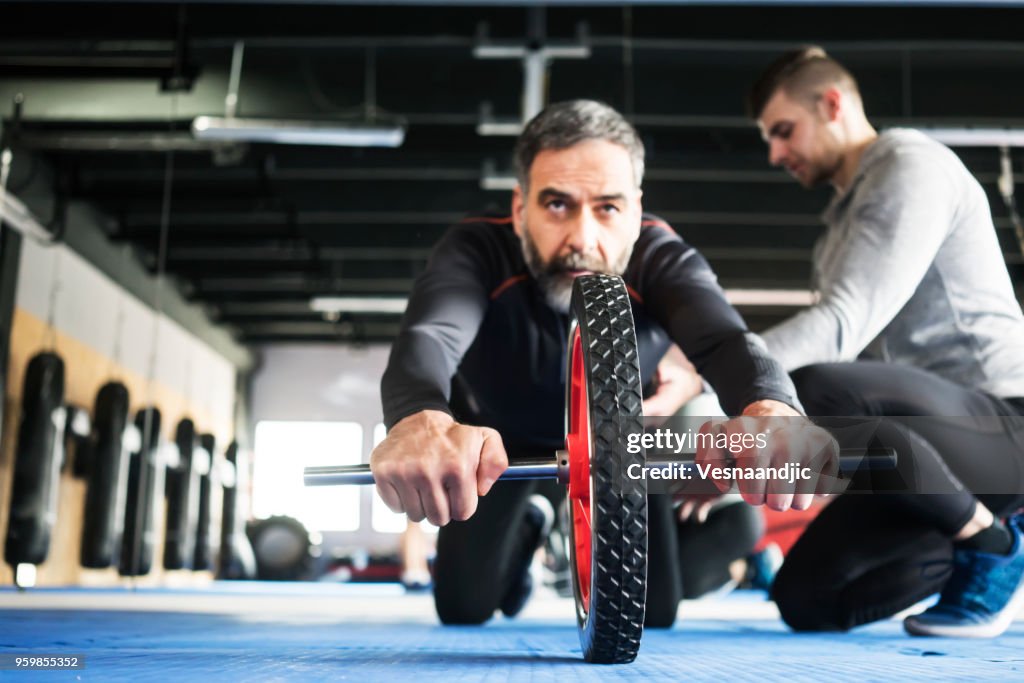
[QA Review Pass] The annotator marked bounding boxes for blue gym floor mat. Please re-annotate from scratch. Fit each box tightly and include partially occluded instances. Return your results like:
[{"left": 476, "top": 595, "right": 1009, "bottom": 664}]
[{"left": 1, "top": 585, "right": 1022, "bottom": 681}]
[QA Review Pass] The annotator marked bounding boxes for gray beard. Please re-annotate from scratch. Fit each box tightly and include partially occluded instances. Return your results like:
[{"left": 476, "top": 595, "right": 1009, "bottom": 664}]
[{"left": 519, "top": 224, "right": 635, "bottom": 314}]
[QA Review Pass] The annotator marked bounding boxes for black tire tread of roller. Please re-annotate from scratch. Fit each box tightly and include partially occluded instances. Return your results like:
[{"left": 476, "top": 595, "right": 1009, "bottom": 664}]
[{"left": 568, "top": 274, "right": 647, "bottom": 664}]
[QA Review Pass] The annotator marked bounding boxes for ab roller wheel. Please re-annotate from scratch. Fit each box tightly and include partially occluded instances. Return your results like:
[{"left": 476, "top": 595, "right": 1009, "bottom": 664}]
[
  {"left": 303, "top": 274, "right": 897, "bottom": 663},
  {"left": 305, "top": 274, "right": 649, "bottom": 662},
  {"left": 565, "top": 274, "right": 647, "bottom": 664}
]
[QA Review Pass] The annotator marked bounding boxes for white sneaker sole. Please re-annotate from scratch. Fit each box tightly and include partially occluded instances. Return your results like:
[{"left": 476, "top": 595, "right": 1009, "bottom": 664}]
[{"left": 904, "top": 572, "right": 1024, "bottom": 638}]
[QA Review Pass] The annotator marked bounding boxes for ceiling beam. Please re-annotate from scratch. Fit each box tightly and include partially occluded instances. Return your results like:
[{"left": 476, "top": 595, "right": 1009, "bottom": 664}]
[{"left": 166, "top": 244, "right": 433, "bottom": 261}]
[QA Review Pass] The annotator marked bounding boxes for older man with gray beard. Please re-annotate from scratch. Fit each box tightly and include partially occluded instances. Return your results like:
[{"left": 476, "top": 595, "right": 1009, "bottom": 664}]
[{"left": 372, "top": 99, "right": 808, "bottom": 626}]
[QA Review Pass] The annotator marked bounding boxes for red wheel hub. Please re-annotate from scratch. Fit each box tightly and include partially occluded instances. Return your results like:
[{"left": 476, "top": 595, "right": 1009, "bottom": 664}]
[{"left": 566, "top": 327, "right": 592, "bottom": 610}]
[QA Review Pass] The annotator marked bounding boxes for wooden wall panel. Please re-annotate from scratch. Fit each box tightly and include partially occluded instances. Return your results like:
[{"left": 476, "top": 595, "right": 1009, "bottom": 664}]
[{"left": 0, "top": 307, "right": 234, "bottom": 586}]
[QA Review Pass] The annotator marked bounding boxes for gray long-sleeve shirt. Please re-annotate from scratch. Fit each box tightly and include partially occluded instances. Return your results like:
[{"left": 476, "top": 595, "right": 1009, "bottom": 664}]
[{"left": 762, "top": 128, "right": 1024, "bottom": 399}]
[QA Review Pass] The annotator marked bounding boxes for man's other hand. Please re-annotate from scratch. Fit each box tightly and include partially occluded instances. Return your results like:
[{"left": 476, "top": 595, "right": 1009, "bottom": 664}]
[
  {"left": 643, "top": 346, "right": 704, "bottom": 423},
  {"left": 695, "top": 400, "right": 840, "bottom": 513}
]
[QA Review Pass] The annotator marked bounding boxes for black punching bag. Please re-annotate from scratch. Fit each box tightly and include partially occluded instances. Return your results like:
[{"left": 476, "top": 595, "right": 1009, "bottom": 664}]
[
  {"left": 80, "top": 381, "right": 131, "bottom": 568},
  {"left": 119, "top": 407, "right": 161, "bottom": 577},
  {"left": 5, "top": 352, "right": 66, "bottom": 570}
]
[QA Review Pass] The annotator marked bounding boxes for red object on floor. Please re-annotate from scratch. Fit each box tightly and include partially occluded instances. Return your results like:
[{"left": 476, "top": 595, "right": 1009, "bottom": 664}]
[{"left": 754, "top": 504, "right": 826, "bottom": 555}]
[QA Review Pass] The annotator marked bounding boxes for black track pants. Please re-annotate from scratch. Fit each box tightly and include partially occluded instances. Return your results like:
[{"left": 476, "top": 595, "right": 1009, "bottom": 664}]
[
  {"left": 433, "top": 483, "right": 761, "bottom": 626},
  {"left": 773, "top": 362, "right": 1024, "bottom": 631}
]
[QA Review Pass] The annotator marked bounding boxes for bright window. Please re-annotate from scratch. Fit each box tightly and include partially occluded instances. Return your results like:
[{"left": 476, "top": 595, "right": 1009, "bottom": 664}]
[{"left": 253, "top": 421, "right": 362, "bottom": 532}]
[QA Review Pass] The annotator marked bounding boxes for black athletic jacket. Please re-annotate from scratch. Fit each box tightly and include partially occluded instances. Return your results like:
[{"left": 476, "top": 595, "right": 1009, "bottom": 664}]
[{"left": 381, "top": 209, "right": 799, "bottom": 453}]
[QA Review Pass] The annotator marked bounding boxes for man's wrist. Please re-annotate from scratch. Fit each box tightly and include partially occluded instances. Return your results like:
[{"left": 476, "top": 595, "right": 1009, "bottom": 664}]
[
  {"left": 741, "top": 398, "right": 803, "bottom": 418},
  {"left": 393, "top": 409, "right": 455, "bottom": 432},
  {"left": 386, "top": 405, "right": 454, "bottom": 432}
]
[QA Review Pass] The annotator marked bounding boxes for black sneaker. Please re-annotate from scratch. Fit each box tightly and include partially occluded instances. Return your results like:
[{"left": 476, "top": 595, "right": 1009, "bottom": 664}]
[{"left": 500, "top": 494, "right": 555, "bottom": 618}]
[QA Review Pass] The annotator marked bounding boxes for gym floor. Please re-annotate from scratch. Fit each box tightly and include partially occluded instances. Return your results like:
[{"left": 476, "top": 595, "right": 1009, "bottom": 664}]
[{"left": 3, "top": 583, "right": 1022, "bottom": 681}]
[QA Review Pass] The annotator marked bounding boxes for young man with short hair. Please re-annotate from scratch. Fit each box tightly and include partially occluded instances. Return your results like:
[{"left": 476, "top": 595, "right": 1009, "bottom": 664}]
[{"left": 751, "top": 47, "right": 1024, "bottom": 637}]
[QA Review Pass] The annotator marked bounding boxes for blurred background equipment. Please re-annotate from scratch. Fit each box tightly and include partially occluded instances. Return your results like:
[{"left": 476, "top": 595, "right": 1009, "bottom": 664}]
[{"left": 246, "top": 514, "right": 320, "bottom": 582}]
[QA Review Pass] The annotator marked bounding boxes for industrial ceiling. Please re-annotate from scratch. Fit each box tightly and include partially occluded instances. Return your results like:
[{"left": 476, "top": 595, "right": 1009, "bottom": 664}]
[{"left": 3, "top": 2, "right": 1023, "bottom": 345}]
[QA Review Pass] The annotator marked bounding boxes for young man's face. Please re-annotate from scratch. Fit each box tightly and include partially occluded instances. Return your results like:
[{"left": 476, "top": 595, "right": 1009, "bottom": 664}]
[
  {"left": 757, "top": 89, "right": 842, "bottom": 188},
  {"left": 512, "top": 139, "right": 643, "bottom": 312}
]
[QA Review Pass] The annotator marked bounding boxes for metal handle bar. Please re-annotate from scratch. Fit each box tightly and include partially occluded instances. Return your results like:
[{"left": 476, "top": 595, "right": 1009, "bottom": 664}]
[{"left": 304, "top": 447, "right": 897, "bottom": 487}]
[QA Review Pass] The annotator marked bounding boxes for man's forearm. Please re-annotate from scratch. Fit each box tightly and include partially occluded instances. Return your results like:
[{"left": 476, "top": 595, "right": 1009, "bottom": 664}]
[
  {"left": 381, "top": 329, "right": 458, "bottom": 429},
  {"left": 761, "top": 304, "right": 843, "bottom": 373}
]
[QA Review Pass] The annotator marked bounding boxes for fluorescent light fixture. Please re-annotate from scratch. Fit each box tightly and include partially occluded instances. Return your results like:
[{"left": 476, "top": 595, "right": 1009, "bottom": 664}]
[
  {"left": 310, "top": 296, "right": 408, "bottom": 315},
  {"left": 921, "top": 128, "right": 1024, "bottom": 148},
  {"left": 481, "top": 173, "right": 516, "bottom": 191},
  {"left": 476, "top": 120, "right": 523, "bottom": 137},
  {"left": 191, "top": 116, "right": 405, "bottom": 148},
  {"left": 311, "top": 292, "right": 808, "bottom": 313},
  {"left": 480, "top": 158, "right": 517, "bottom": 190},
  {"left": 724, "top": 289, "right": 816, "bottom": 306}
]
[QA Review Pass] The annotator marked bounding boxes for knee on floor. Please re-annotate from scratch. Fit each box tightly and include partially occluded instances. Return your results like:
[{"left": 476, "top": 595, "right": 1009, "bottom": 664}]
[{"left": 771, "top": 566, "right": 851, "bottom": 632}]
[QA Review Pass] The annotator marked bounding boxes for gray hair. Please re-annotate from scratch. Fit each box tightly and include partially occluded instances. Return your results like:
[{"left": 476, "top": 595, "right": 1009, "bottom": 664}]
[{"left": 514, "top": 100, "right": 645, "bottom": 192}]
